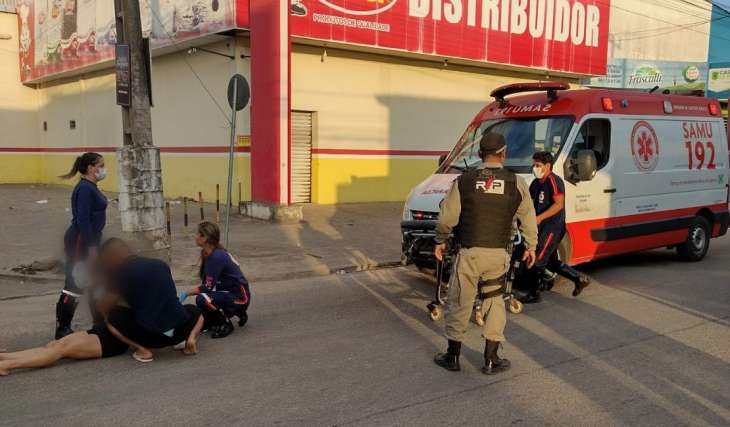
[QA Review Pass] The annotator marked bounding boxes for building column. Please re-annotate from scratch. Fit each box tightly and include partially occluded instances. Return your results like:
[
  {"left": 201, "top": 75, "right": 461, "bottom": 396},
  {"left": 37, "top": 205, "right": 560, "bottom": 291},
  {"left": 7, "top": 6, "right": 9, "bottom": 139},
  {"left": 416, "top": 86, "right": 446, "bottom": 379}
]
[{"left": 246, "top": 0, "right": 300, "bottom": 221}]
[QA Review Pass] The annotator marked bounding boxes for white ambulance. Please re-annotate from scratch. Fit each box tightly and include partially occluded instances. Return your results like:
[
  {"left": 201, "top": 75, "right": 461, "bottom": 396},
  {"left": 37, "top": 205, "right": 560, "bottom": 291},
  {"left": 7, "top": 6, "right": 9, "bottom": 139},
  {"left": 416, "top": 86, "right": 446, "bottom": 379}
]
[{"left": 401, "top": 83, "right": 729, "bottom": 267}]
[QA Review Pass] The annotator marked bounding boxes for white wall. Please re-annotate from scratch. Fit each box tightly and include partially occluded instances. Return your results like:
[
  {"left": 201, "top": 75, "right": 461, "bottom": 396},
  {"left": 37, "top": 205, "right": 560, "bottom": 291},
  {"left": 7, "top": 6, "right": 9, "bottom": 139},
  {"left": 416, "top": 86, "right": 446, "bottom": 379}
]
[
  {"left": 0, "top": 11, "right": 38, "bottom": 149},
  {"left": 291, "top": 45, "right": 571, "bottom": 153},
  {"left": 35, "top": 37, "right": 251, "bottom": 151},
  {"left": 609, "top": 0, "right": 711, "bottom": 62}
]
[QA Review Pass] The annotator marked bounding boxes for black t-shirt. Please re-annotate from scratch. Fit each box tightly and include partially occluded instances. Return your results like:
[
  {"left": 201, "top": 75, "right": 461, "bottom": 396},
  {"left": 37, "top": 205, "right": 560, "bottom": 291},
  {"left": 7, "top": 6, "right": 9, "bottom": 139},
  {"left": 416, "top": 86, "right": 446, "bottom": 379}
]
[
  {"left": 529, "top": 172, "right": 566, "bottom": 231},
  {"left": 114, "top": 257, "right": 189, "bottom": 335}
]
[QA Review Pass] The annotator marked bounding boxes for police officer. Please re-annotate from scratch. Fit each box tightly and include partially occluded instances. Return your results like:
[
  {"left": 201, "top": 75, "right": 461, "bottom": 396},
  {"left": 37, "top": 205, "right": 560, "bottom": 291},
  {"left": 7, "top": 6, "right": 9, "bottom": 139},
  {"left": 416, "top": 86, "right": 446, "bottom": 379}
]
[
  {"left": 520, "top": 152, "right": 590, "bottom": 304},
  {"left": 433, "top": 132, "right": 538, "bottom": 375}
]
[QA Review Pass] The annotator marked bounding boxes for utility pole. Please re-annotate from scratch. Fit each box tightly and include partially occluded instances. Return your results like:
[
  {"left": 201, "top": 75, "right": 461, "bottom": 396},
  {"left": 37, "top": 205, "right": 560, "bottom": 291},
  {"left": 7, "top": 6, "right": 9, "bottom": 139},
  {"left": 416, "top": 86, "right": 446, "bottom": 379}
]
[{"left": 114, "top": 0, "right": 168, "bottom": 249}]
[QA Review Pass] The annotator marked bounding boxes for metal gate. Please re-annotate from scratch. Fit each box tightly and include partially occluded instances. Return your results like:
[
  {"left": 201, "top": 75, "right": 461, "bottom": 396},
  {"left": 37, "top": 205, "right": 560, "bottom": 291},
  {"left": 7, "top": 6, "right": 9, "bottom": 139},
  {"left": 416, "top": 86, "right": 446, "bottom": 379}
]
[{"left": 290, "top": 111, "right": 313, "bottom": 203}]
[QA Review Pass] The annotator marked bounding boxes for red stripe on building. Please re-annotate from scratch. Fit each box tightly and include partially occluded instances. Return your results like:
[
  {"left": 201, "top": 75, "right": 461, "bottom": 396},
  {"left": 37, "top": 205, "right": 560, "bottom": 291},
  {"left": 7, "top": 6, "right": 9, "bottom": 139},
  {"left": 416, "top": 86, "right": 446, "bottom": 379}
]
[
  {"left": 0, "top": 146, "right": 251, "bottom": 154},
  {"left": 312, "top": 148, "right": 449, "bottom": 156}
]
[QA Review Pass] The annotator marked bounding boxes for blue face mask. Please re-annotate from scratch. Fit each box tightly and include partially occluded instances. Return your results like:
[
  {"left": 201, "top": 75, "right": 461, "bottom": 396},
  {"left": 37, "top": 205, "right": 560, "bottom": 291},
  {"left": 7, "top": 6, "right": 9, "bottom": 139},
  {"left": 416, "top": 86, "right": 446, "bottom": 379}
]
[{"left": 95, "top": 168, "right": 107, "bottom": 181}]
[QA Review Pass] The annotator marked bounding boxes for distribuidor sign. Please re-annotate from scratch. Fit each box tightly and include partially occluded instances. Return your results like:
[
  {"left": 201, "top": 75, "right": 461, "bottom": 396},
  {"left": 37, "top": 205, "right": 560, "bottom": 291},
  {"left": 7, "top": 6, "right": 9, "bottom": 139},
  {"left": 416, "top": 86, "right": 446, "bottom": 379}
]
[{"left": 290, "top": 0, "right": 610, "bottom": 75}]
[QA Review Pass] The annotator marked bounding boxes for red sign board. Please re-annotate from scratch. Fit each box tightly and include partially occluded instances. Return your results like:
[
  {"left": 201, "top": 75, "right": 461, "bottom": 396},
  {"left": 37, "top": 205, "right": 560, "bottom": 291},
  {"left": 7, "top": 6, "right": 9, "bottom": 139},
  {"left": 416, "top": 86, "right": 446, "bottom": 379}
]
[{"left": 289, "top": 0, "right": 610, "bottom": 76}]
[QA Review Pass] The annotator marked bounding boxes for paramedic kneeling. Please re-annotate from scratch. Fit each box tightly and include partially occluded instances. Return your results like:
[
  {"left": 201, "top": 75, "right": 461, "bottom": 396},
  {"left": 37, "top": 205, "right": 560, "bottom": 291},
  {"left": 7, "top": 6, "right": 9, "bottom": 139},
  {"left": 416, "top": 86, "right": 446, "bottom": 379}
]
[
  {"left": 519, "top": 152, "right": 591, "bottom": 305},
  {"left": 433, "top": 132, "right": 538, "bottom": 375},
  {"left": 181, "top": 222, "right": 251, "bottom": 339}
]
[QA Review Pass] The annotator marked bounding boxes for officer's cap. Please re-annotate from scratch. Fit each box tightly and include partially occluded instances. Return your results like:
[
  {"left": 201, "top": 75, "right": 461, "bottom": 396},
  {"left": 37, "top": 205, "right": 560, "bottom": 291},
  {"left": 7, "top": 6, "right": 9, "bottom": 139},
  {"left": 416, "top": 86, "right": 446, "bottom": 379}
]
[{"left": 479, "top": 132, "right": 507, "bottom": 155}]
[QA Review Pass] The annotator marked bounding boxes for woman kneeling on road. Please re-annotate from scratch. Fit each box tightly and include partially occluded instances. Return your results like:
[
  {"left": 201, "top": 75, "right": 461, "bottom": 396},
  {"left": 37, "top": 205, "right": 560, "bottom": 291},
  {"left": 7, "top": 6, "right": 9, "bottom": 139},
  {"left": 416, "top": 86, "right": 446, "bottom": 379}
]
[
  {"left": 181, "top": 222, "right": 251, "bottom": 339},
  {"left": 100, "top": 238, "right": 205, "bottom": 363}
]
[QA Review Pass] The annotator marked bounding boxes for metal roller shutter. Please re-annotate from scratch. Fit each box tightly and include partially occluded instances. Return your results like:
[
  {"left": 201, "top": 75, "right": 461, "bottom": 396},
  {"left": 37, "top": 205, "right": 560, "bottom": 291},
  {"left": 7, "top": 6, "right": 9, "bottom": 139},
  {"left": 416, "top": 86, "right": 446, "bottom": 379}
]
[{"left": 291, "top": 111, "right": 313, "bottom": 203}]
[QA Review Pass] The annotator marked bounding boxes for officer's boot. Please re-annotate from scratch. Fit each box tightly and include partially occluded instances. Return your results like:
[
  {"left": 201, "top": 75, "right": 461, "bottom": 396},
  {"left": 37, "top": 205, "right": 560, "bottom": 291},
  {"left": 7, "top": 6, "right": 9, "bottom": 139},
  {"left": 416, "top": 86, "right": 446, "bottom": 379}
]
[
  {"left": 211, "top": 310, "right": 234, "bottom": 339},
  {"left": 519, "top": 269, "right": 542, "bottom": 304},
  {"left": 434, "top": 339, "right": 461, "bottom": 371},
  {"left": 555, "top": 263, "right": 591, "bottom": 297},
  {"left": 482, "top": 340, "right": 511, "bottom": 375},
  {"left": 55, "top": 294, "right": 78, "bottom": 339}
]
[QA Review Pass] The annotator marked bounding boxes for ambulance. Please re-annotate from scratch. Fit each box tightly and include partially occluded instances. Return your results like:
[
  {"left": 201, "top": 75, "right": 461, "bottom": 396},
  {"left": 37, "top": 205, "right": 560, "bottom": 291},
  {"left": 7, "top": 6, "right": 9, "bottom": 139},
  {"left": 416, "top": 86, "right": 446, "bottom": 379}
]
[{"left": 401, "top": 83, "right": 730, "bottom": 268}]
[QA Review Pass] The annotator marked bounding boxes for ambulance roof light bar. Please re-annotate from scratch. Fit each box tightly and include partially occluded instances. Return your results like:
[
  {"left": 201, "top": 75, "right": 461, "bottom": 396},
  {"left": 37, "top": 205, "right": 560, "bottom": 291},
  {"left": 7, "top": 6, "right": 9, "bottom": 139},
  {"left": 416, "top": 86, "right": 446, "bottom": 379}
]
[{"left": 490, "top": 82, "right": 570, "bottom": 105}]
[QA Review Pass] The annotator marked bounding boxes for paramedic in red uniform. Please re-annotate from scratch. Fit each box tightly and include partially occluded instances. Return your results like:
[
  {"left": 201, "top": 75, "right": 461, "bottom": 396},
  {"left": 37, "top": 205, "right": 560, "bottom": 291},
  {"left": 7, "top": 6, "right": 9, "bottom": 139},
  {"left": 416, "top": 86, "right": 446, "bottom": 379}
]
[{"left": 520, "top": 152, "right": 591, "bottom": 304}]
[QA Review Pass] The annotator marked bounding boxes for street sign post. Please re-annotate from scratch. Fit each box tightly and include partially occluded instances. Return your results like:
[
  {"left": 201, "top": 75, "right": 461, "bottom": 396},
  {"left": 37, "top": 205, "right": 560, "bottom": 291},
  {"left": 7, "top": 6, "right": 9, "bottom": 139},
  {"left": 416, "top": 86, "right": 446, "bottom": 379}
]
[{"left": 224, "top": 74, "right": 250, "bottom": 246}]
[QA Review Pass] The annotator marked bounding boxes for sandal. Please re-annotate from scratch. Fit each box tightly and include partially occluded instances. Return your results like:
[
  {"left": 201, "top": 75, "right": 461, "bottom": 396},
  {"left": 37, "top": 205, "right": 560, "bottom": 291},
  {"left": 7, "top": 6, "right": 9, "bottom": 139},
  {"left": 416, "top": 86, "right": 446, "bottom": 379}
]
[{"left": 132, "top": 351, "right": 154, "bottom": 363}]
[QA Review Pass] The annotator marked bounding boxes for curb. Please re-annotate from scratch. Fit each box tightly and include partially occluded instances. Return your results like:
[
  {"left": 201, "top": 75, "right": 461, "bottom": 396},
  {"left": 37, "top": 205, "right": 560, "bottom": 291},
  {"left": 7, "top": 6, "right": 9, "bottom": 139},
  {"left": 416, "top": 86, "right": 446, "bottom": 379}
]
[
  {"left": 0, "top": 260, "right": 406, "bottom": 286},
  {"left": 0, "top": 271, "right": 64, "bottom": 284}
]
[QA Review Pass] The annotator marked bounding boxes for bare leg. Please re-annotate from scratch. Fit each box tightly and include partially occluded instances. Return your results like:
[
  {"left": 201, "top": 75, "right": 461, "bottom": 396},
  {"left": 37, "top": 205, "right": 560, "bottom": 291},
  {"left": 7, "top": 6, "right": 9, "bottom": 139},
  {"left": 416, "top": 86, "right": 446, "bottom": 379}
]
[
  {"left": 0, "top": 332, "right": 102, "bottom": 376},
  {"left": 183, "top": 315, "right": 204, "bottom": 355},
  {"left": 106, "top": 323, "right": 154, "bottom": 361}
]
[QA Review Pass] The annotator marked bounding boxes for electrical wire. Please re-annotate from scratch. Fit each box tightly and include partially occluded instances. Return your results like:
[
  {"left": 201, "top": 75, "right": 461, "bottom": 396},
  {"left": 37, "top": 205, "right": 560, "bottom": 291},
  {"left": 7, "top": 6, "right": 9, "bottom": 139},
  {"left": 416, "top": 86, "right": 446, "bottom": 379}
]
[
  {"left": 140, "top": 0, "right": 233, "bottom": 125},
  {"left": 610, "top": 1, "right": 730, "bottom": 44}
]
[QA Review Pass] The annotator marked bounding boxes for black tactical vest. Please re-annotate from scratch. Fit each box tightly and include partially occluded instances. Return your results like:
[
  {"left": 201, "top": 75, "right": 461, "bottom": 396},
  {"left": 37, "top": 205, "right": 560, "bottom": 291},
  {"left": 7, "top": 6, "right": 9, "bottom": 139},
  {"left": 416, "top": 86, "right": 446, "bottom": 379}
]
[{"left": 455, "top": 167, "right": 522, "bottom": 249}]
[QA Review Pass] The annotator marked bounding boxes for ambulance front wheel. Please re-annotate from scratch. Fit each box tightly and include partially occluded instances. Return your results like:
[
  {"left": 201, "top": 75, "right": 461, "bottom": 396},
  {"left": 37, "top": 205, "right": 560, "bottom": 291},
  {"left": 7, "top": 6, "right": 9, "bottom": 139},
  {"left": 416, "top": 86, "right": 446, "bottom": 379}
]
[
  {"left": 509, "top": 299, "right": 523, "bottom": 314},
  {"left": 677, "top": 216, "right": 710, "bottom": 262}
]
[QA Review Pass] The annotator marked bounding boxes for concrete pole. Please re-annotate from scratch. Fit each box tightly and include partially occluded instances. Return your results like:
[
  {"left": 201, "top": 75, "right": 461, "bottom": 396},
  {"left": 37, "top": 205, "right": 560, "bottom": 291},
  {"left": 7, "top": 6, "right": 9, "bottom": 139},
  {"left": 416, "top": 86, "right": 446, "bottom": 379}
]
[{"left": 114, "top": 0, "right": 168, "bottom": 249}]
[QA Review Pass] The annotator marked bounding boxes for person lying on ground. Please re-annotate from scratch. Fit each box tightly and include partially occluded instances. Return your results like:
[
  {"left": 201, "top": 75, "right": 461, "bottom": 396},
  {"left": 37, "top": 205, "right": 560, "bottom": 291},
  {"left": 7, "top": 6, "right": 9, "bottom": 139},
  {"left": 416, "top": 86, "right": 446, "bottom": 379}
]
[
  {"left": 0, "top": 275, "right": 128, "bottom": 376},
  {"left": 99, "top": 238, "right": 204, "bottom": 363},
  {"left": 180, "top": 222, "right": 251, "bottom": 339}
]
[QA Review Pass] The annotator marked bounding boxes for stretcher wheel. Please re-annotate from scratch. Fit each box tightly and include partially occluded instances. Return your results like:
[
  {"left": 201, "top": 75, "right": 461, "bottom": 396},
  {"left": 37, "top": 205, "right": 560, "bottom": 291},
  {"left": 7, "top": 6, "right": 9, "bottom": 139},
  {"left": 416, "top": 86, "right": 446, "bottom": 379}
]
[
  {"left": 508, "top": 298, "right": 523, "bottom": 314},
  {"left": 428, "top": 304, "right": 443, "bottom": 321}
]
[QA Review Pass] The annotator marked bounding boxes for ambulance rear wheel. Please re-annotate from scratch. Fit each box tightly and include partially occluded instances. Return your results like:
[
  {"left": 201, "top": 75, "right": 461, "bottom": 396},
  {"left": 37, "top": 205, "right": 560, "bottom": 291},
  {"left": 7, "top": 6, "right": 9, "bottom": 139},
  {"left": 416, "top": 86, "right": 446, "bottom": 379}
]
[{"left": 677, "top": 216, "right": 710, "bottom": 262}]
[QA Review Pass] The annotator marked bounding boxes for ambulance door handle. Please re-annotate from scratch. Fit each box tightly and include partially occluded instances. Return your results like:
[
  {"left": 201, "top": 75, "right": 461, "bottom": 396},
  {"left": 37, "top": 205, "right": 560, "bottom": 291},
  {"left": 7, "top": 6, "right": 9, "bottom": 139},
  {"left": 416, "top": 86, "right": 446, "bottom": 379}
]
[{"left": 604, "top": 188, "right": 616, "bottom": 194}]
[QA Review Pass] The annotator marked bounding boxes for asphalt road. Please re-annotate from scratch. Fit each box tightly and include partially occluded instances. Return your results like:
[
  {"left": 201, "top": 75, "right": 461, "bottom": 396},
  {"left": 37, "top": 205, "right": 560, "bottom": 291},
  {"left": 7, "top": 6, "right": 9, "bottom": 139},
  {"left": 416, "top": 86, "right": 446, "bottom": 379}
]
[{"left": 0, "top": 240, "right": 729, "bottom": 426}]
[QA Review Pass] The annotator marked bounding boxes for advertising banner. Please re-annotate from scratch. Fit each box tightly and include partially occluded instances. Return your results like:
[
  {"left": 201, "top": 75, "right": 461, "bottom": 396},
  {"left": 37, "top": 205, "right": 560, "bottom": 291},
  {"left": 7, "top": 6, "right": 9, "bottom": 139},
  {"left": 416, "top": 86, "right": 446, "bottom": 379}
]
[
  {"left": 289, "top": 0, "right": 611, "bottom": 76},
  {"left": 583, "top": 58, "right": 708, "bottom": 92},
  {"left": 16, "top": 0, "right": 237, "bottom": 83},
  {"left": 708, "top": 65, "right": 730, "bottom": 100}
]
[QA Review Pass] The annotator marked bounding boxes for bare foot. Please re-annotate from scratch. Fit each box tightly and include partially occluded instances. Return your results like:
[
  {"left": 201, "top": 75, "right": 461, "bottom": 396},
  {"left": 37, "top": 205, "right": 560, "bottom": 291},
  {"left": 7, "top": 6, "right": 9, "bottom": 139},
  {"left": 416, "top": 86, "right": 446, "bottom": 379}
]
[{"left": 183, "top": 338, "right": 197, "bottom": 355}]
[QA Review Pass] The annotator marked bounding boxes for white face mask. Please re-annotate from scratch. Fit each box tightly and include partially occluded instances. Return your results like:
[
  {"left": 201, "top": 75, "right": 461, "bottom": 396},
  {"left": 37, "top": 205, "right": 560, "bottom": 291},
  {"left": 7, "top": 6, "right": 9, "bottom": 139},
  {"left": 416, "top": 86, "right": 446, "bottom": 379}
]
[
  {"left": 533, "top": 166, "right": 544, "bottom": 180},
  {"left": 95, "top": 167, "right": 107, "bottom": 181}
]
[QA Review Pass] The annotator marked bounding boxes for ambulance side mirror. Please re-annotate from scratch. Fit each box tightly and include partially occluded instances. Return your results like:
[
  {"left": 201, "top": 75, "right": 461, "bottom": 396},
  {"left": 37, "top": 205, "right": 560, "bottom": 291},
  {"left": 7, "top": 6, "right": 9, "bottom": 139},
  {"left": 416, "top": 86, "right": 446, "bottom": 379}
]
[
  {"left": 565, "top": 150, "right": 597, "bottom": 184},
  {"left": 576, "top": 150, "right": 598, "bottom": 182}
]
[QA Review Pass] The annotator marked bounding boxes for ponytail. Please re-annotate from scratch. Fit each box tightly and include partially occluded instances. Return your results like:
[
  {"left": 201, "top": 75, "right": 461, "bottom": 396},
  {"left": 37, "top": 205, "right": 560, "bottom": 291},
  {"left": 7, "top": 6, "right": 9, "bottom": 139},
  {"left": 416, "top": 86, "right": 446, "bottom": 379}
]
[
  {"left": 59, "top": 152, "right": 102, "bottom": 180},
  {"left": 197, "top": 221, "right": 226, "bottom": 279}
]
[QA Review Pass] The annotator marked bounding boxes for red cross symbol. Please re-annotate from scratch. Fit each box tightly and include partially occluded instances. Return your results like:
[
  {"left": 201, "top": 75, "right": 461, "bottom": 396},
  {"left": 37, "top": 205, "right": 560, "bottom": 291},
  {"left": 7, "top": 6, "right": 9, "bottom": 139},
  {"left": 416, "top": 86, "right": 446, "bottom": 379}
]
[{"left": 637, "top": 131, "right": 654, "bottom": 162}]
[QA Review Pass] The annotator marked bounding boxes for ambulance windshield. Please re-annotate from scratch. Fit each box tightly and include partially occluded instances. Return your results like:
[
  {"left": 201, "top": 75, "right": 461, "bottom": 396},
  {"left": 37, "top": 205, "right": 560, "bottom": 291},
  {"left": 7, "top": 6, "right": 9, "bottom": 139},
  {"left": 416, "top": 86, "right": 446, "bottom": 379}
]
[{"left": 440, "top": 116, "right": 574, "bottom": 174}]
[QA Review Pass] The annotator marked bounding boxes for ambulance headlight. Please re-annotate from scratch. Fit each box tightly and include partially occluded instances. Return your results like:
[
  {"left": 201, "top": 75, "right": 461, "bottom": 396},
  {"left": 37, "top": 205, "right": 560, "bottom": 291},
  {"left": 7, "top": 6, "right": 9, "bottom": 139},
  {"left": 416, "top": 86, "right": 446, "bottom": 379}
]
[
  {"left": 402, "top": 206, "right": 412, "bottom": 221},
  {"left": 402, "top": 189, "right": 414, "bottom": 220}
]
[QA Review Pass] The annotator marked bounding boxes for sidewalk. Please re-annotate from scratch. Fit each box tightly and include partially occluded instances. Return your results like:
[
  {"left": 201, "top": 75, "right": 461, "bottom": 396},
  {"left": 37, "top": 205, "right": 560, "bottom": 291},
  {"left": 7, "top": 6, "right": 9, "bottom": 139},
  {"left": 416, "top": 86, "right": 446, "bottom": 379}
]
[{"left": 0, "top": 184, "right": 405, "bottom": 285}]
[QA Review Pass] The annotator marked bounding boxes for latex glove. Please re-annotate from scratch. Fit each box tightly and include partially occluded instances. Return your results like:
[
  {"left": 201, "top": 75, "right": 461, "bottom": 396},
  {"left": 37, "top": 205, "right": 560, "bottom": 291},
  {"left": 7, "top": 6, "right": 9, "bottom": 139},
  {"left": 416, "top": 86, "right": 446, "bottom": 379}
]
[{"left": 179, "top": 291, "right": 188, "bottom": 303}]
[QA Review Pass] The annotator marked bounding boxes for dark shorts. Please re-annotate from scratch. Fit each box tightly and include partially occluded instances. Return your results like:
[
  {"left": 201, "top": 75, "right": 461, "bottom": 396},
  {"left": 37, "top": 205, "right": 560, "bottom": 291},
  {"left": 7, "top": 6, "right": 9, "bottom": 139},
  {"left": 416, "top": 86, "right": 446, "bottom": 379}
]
[
  {"left": 108, "top": 305, "right": 202, "bottom": 349},
  {"left": 87, "top": 325, "right": 129, "bottom": 358}
]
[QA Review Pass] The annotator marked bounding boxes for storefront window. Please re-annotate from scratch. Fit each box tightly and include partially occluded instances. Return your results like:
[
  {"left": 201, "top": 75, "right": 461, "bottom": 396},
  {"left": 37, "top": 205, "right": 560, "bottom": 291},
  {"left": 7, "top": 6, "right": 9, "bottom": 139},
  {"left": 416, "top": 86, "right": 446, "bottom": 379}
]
[{"left": 440, "top": 116, "right": 575, "bottom": 174}]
